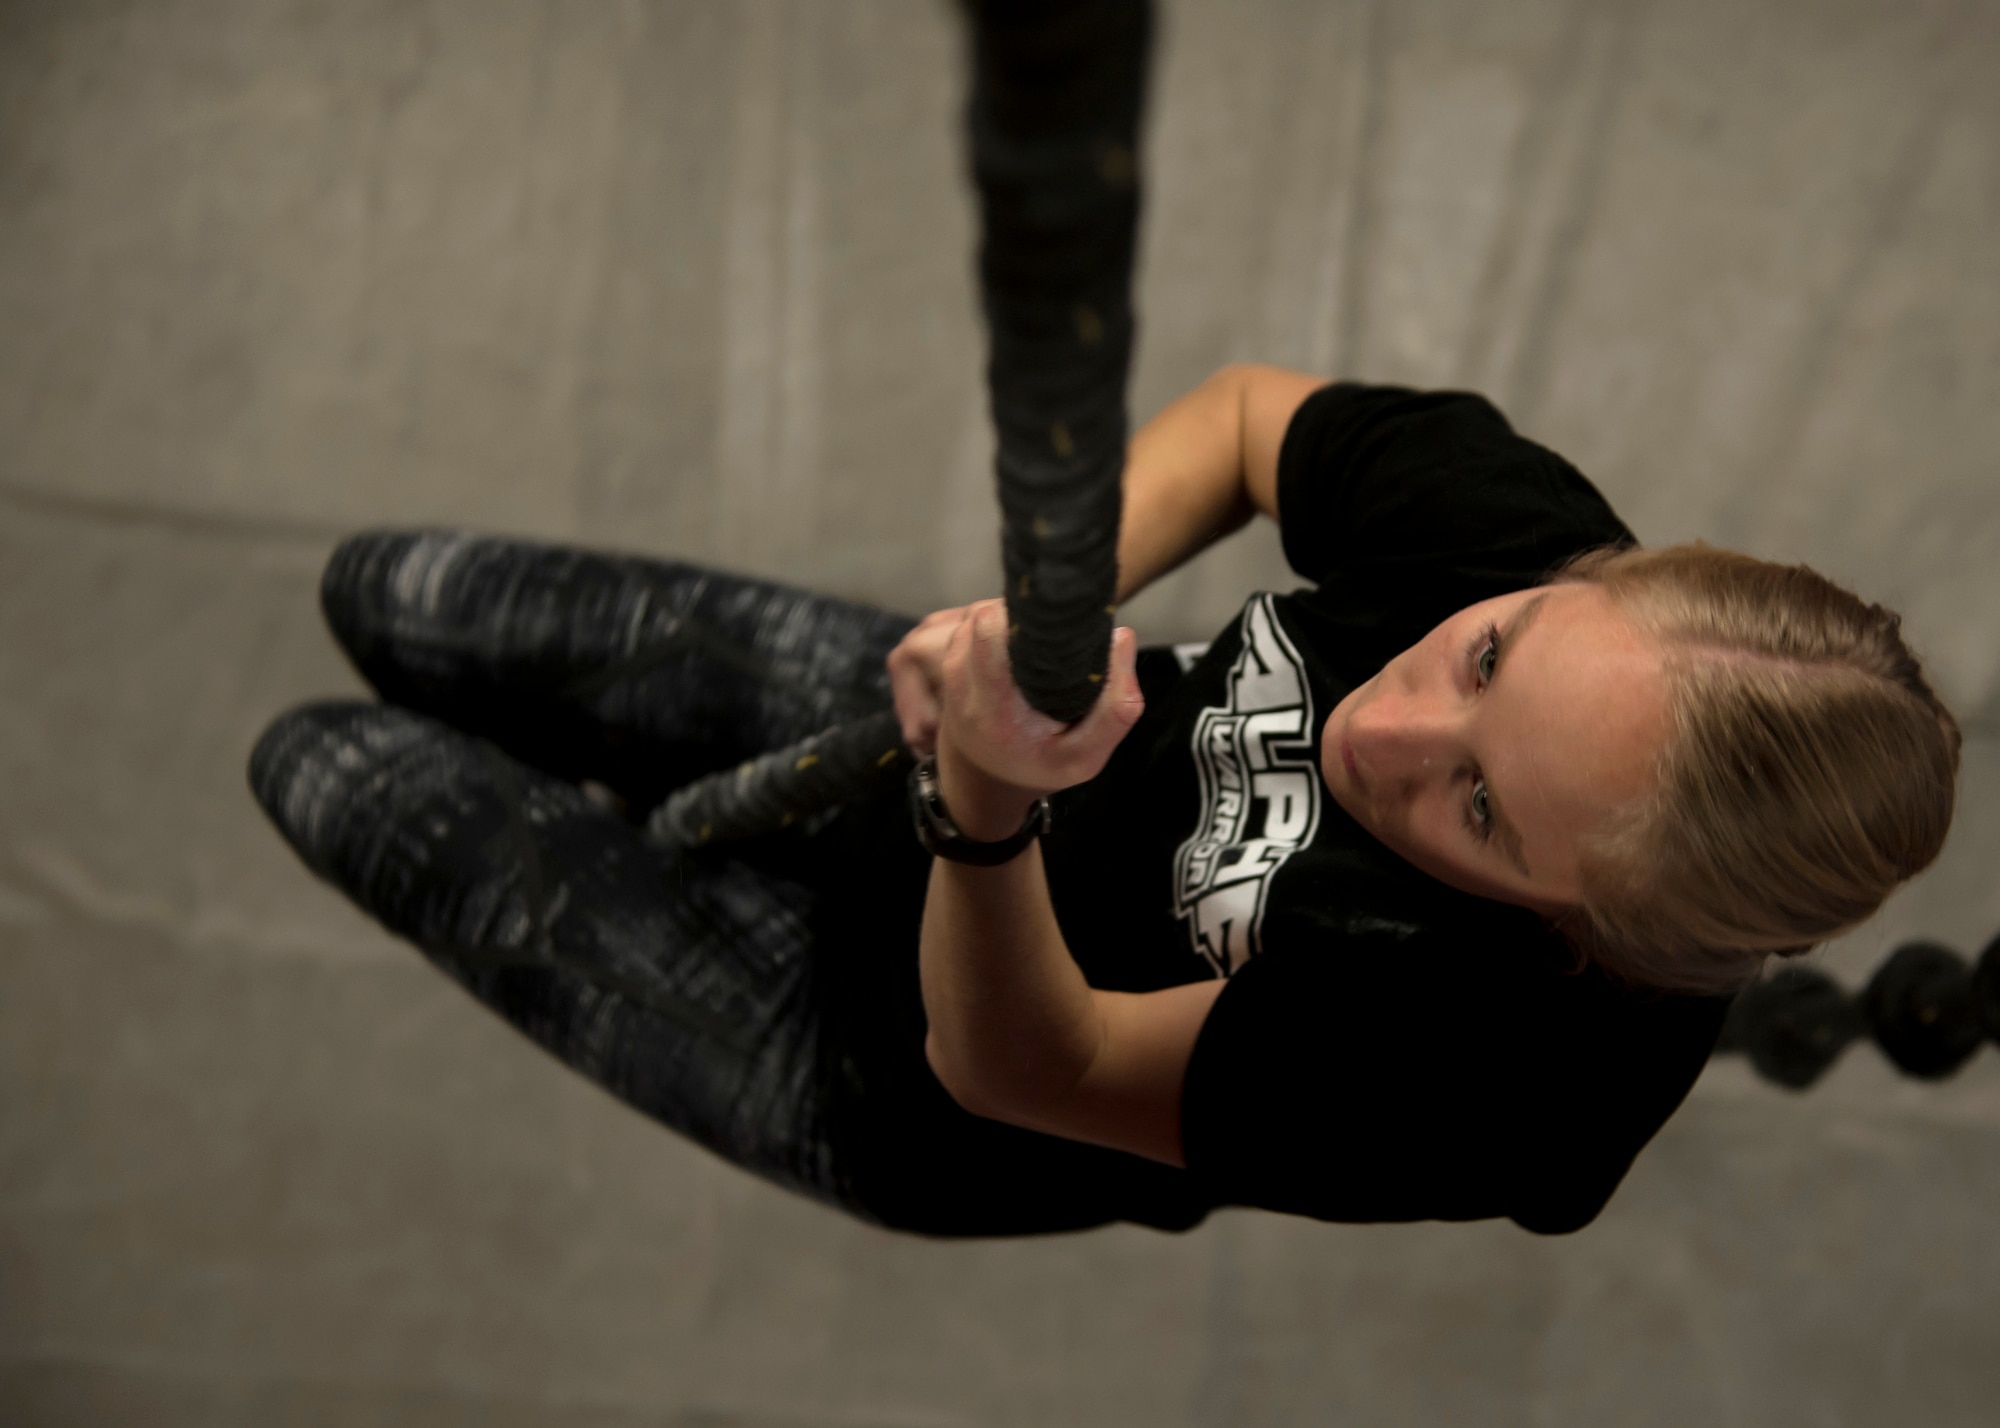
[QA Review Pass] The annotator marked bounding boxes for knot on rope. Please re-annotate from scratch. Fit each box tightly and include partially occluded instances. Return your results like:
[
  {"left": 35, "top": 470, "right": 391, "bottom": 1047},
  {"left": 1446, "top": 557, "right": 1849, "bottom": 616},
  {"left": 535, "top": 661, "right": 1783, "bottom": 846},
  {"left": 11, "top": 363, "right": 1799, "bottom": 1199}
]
[{"left": 1717, "top": 932, "right": 2000, "bottom": 1087}]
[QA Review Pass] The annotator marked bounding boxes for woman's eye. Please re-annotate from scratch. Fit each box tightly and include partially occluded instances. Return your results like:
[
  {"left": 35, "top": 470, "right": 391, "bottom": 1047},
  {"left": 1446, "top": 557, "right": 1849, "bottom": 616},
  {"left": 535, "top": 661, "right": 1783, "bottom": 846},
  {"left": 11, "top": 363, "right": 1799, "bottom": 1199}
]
[
  {"left": 1472, "top": 783, "right": 1490, "bottom": 824},
  {"left": 1476, "top": 638, "right": 1499, "bottom": 685}
]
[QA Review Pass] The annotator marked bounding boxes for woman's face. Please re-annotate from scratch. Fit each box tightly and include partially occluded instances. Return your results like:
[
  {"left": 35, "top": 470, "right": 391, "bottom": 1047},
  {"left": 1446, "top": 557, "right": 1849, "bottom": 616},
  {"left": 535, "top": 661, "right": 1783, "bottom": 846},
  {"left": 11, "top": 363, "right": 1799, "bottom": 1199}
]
[{"left": 1320, "top": 583, "right": 1671, "bottom": 917}]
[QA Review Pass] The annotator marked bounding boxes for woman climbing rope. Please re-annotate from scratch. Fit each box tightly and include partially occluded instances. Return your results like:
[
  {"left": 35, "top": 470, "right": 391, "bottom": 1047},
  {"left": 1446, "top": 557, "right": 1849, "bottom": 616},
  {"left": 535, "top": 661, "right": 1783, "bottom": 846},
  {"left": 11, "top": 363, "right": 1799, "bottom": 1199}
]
[
  {"left": 247, "top": 0, "right": 1962, "bottom": 1237},
  {"left": 248, "top": 361, "right": 1961, "bottom": 1237}
]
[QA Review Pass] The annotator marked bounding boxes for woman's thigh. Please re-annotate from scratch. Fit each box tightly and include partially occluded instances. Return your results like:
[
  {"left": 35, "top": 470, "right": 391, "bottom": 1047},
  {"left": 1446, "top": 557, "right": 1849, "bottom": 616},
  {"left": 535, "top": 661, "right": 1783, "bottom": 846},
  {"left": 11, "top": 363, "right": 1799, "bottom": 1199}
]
[
  {"left": 318, "top": 529, "right": 917, "bottom": 810},
  {"left": 248, "top": 697, "right": 863, "bottom": 1213}
]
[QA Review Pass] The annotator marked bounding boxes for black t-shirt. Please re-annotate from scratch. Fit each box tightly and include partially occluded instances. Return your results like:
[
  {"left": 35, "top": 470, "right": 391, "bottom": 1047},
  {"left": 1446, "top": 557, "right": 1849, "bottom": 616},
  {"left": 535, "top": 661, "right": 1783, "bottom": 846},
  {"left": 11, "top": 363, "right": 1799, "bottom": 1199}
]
[
  {"left": 1036, "top": 382, "right": 1730, "bottom": 1235},
  {"left": 823, "top": 382, "right": 1728, "bottom": 1238}
]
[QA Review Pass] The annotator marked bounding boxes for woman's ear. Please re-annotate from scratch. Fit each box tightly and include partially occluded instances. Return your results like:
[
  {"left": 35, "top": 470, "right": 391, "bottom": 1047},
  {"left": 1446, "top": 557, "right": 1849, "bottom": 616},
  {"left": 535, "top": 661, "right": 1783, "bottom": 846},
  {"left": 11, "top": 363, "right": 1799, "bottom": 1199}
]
[{"left": 1541, "top": 900, "right": 1585, "bottom": 937}]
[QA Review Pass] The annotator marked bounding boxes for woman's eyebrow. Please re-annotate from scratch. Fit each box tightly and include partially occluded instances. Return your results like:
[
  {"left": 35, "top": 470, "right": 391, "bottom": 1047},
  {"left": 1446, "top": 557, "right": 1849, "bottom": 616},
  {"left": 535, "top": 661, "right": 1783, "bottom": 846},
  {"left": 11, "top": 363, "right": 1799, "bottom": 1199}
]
[{"left": 1482, "top": 593, "right": 1552, "bottom": 879}]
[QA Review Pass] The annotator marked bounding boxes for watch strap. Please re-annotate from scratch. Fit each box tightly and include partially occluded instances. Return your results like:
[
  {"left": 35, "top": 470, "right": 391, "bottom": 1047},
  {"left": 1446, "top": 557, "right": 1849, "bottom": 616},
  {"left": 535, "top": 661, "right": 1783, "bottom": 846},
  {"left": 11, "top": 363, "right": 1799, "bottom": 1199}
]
[{"left": 907, "top": 754, "right": 1051, "bottom": 866}]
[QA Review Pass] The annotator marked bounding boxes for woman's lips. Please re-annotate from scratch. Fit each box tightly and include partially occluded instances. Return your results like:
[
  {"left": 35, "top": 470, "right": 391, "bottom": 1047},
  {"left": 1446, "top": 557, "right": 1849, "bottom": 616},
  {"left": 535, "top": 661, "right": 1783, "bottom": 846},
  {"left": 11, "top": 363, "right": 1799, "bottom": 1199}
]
[{"left": 1341, "top": 736, "right": 1362, "bottom": 787}]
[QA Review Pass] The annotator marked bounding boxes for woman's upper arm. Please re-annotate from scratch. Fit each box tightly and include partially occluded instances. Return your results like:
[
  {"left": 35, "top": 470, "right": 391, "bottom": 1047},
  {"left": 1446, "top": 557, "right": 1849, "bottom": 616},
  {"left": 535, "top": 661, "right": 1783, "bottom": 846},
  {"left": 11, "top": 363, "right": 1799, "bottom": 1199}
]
[
  {"left": 1236, "top": 365, "right": 1331, "bottom": 523},
  {"left": 983, "top": 979, "right": 1227, "bottom": 1169}
]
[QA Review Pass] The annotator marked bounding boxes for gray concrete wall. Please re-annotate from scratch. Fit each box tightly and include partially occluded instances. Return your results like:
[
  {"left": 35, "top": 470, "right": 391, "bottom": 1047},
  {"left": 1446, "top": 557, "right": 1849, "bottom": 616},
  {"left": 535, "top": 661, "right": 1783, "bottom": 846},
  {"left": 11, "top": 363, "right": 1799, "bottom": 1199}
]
[{"left": 3, "top": 1, "right": 1997, "bottom": 1423}]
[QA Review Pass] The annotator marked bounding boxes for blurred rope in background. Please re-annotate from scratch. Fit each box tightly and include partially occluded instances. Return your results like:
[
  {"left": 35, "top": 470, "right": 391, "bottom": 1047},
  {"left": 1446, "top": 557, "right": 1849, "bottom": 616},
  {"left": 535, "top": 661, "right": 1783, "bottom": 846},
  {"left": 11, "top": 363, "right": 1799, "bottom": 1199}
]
[{"left": 1717, "top": 933, "right": 2000, "bottom": 1088}]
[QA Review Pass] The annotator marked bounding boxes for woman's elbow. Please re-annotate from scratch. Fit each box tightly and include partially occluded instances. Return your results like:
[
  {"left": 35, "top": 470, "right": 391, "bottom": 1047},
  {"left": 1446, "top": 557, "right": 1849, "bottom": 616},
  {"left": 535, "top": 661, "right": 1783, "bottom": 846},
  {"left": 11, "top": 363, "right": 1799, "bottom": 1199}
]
[
  {"left": 925, "top": 1031, "right": 1060, "bottom": 1127},
  {"left": 924, "top": 1030, "right": 998, "bottom": 1118}
]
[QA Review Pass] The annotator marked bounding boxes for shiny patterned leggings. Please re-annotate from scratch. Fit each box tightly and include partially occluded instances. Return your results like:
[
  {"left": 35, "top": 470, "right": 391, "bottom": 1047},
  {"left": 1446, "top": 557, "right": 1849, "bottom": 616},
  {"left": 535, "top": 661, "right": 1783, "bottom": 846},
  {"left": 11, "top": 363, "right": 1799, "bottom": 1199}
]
[
  {"left": 249, "top": 529, "right": 916, "bottom": 1217},
  {"left": 247, "top": 530, "right": 1204, "bottom": 1237}
]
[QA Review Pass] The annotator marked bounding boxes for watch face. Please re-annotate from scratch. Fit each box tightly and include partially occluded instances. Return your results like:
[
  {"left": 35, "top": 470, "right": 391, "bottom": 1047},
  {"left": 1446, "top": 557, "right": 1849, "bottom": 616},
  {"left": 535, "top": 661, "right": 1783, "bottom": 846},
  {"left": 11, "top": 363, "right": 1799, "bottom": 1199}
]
[{"left": 909, "top": 757, "right": 953, "bottom": 832}]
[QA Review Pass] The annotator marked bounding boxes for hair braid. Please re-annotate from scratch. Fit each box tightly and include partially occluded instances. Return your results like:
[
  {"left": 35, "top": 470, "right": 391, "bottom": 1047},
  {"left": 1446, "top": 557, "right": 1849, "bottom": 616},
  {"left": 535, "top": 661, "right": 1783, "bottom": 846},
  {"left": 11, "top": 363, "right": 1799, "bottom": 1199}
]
[{"left": 1543, "top": 542, "right": 1962, "bottom": 996}]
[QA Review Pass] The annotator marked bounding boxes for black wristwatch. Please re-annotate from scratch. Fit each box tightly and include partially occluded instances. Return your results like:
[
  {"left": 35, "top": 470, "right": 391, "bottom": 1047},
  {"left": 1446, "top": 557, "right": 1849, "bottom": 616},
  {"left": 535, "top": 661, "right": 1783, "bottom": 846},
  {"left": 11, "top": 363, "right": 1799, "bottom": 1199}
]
[{"left": 907, "top": 754, "right": 1052, "bottom": 866}]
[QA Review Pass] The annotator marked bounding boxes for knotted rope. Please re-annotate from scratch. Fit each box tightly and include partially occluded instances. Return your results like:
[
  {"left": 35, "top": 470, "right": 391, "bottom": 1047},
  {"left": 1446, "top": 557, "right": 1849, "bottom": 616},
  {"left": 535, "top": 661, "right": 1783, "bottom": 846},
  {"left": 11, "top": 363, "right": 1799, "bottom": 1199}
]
[{"left": 1715, "top": 933, "right": 2000, "bottom": 1087}]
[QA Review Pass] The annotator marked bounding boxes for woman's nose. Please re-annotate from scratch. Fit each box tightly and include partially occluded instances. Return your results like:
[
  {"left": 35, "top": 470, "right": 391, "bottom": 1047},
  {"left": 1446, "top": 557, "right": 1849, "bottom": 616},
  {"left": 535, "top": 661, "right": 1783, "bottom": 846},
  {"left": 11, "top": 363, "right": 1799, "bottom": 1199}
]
[{"left": 1352, "top": 691, "right": 1458, "bottom": 786}]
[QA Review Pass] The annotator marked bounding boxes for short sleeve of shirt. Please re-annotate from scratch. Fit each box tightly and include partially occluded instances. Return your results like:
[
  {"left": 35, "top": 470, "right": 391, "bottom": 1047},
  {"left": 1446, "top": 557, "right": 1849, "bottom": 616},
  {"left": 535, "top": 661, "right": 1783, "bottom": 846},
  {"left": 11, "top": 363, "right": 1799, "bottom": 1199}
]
[
  {"left": 1179, "top": 928, "right": 1729, "bottom": 1234},
  {"left": 1276, "top": 383, "right": 1635, "bottom": 590}
]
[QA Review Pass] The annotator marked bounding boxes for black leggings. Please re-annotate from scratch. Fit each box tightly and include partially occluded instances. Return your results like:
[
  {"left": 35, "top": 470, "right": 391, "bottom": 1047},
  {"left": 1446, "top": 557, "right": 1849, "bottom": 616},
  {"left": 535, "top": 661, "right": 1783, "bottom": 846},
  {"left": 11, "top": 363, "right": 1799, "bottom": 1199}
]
[{"left": 249, "top": 531, "right": 1207, "bottom": 1238}]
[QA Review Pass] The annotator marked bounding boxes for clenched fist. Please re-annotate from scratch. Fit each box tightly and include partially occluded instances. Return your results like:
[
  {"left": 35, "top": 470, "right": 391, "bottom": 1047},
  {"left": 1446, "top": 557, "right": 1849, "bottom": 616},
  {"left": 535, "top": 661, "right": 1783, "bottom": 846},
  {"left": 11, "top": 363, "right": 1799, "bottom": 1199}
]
[{"left": 886, "top": 599, "right": 1144, "bottom": 802}]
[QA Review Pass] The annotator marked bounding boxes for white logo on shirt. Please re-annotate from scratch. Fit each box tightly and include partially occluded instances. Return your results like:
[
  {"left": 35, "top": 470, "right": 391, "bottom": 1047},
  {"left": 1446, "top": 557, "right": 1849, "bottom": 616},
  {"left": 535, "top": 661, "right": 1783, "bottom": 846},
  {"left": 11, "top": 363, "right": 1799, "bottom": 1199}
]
[{"left": 1172, "top": 594, "right": 1320, "bottom": 976}]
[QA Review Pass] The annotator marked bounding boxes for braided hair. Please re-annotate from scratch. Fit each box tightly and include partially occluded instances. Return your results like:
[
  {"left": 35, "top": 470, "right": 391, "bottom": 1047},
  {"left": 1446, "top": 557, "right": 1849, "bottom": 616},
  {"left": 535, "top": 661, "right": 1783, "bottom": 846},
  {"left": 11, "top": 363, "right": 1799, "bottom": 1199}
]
[{"left": 1545, "top": 541, "right": 1962, "bottom": 996}]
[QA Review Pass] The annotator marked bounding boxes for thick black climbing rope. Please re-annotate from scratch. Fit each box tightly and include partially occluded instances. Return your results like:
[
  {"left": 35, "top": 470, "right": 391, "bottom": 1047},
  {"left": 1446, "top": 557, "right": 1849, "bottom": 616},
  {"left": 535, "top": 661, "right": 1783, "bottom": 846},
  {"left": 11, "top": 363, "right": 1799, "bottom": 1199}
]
[
  {"left": 646, "top": 709, "right": 905, "bottom": 849},
  {"left": 970, "top": 0, "right": 1149, "bottom": 722},
  {"left": 648, "top": 0, "right": 1150, "bottom": 849},
  {"left": 1715, "top": 931, "right": 2000, "bottom": 1087}
]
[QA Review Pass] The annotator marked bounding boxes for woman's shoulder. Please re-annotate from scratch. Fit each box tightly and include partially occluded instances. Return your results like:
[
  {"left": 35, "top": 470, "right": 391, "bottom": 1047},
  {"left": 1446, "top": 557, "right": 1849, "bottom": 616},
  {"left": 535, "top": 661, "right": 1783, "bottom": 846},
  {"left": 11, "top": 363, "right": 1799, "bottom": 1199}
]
[{"left": 1277, "top": 380, "right": 1636, "bottom": 593}]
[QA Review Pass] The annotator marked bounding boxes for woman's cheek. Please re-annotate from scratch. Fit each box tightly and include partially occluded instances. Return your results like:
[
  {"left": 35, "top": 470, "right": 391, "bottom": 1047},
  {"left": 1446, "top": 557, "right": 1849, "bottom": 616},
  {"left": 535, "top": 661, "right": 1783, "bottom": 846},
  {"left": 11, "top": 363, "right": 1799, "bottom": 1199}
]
[{"left": 1412, "top": 800, "right": 1453, "bottom": 867}]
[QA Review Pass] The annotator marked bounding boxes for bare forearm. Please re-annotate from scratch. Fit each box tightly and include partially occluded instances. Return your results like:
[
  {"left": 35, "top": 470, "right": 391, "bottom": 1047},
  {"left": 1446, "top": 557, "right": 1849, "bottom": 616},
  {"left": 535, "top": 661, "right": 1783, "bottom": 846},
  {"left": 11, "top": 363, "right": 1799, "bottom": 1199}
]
[
  {"left": 1114, "top": 363, "right": 1324, "bottom": 606},
  {"left": 1114, "top": 365, "right": 1257, "bottom": 604},
  {"left": 903, "top": 602, "right": 1210, "bottom": 1164},
  {"left": 918, "top": 738, "right": 1103, "bottom": 1116}
]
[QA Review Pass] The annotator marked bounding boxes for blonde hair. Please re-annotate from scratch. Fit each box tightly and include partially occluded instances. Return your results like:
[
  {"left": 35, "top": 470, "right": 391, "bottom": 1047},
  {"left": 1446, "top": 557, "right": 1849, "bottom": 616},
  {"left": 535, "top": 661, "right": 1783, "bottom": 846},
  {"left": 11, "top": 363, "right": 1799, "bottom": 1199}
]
[{"left": 1543, "top": 542, "right": 1962, "bottom": 997}]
